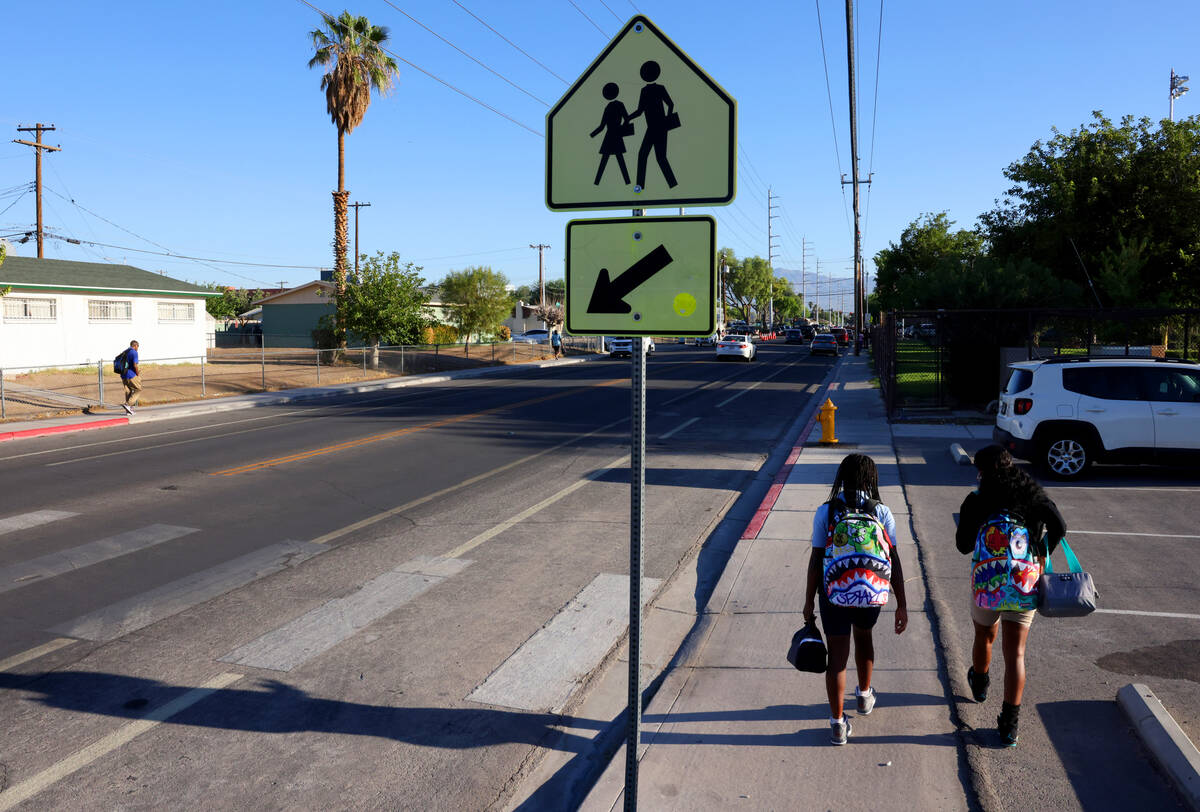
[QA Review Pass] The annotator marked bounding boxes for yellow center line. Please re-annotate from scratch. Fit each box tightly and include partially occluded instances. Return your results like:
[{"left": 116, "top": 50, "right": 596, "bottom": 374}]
[
  {"left": 210, "top": 377, "right": 626, "bottom": 476},
  {"left": 0, "top": 637, "right": 75, "bottom": 673}
]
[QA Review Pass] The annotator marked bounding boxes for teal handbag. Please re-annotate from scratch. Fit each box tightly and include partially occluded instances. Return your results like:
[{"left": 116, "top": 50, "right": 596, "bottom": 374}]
[{"left": 1037, "top": 538, "right": 1098, "bottom": 617}]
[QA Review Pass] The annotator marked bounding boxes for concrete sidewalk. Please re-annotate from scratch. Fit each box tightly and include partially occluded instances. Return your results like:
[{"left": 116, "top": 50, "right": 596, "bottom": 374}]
[
  {"left": 580, "top": 353, "right": 969, "bottom": 810},
  {"left": 0, "top": 354, "right": 600, "bottom": 442}
]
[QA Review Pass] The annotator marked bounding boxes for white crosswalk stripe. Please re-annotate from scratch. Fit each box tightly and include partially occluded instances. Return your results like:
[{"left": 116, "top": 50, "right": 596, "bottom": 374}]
[
  {"left": 220, "top": 555, "right": 472, "bottom": 672},
  {"left": 0, "top": 524, "right": 199, "bottom": 594},
  {"left": 50, "top": 540, "right": 327, "bottom": 641},
  {"left": 0, "top": 510, "right": 78, "bottom": 536},
  {"left": 467, "top": 573, "right": 662, "bottom": 713}
]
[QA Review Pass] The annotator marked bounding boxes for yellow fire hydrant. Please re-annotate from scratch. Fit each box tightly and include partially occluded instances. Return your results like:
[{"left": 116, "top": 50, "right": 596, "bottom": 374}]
[{"left": 819, "top": 397, "right": 839, "bottom": 443}]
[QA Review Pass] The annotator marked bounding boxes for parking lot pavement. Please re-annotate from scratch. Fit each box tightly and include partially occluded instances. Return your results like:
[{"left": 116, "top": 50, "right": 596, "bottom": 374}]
[{"left": 898, "top": 434, "right": 1198, "bottom": 810}]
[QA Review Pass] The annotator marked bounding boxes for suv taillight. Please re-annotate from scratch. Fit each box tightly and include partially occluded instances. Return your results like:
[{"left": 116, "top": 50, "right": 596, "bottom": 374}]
[{"left": 1014, "top": 398, "right": 1033, "bottom": 415}]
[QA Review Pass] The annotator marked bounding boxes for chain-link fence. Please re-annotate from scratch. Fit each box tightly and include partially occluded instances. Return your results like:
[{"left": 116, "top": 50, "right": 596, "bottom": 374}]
[
  {"left": 1, "top": 337, "right": 604, "bottom": 422},
  {"left": 873, "top": 308, "right": 1200, "bottom": 418}
]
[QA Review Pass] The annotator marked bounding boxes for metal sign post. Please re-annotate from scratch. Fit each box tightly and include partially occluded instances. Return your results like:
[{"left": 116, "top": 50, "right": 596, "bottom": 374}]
[{"left": 626, "top": 333, "right": 646, "bottom": 811}]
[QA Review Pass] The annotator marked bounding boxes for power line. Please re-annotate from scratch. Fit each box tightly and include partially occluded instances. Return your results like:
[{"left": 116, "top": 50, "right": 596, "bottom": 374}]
[
  {"left": 597, "top": 0, "right": 625, "bottom": 23},
  {"left": 864, "top": 0, "right": 885, "bottom": 238},
  {"left": 450, "top": 1, "right": 570, "bottom": 85},
  {"left": 379, "top": 0, "right": 552, "bottom": 106},
  {"left": 566, "top": 0, "right": 610, "bottom": 37},
  {"left": 39, "top": 232, "right": 322, "bottom": 272}
]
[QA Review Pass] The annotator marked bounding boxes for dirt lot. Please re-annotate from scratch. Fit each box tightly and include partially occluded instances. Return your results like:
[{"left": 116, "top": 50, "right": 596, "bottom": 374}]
[{"left": 1, "top": 343, "right": 568, "bottom": 422}]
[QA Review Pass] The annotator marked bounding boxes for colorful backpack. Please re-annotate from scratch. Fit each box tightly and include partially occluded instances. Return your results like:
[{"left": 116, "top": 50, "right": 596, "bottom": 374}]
[
  {"left": 822, "top": 497, "right": 893, "bottom": 607},
  {"left": 972, "top": 511, "right": 1040, "bottom": 611}
]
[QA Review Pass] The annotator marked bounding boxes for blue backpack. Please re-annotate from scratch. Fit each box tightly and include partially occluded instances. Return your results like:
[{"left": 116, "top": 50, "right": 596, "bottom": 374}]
[
  {"left": 113, "top": 349, "right": 130, "bottom": 375},
  {"left": 972, "top": 511, "right": 1040, "bottom": 611}
]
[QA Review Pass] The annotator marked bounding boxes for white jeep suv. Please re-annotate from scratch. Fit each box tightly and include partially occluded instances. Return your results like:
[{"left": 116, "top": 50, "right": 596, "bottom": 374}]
[{"left": 995, "top": 356, "right": 1200, "bottom": 479}]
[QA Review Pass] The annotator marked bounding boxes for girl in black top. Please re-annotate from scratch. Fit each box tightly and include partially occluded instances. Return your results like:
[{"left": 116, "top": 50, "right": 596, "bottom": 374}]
[{"left": 955, "top": 444, "right": 1066, "bottom": 747}]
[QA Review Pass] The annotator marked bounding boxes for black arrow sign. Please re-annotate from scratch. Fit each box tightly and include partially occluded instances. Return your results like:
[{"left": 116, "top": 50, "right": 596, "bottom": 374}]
[{"left": 586, "top": 244, "right": 674, "bottom": 314}]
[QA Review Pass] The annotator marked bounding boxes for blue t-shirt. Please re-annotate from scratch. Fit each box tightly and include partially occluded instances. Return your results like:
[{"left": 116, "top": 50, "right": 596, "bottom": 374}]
[
  {"left": 123, "top": 347, "right": 139, "bottom": 379},
  {"left": 810, "top": 494, "right": 898, "bottom": 549}
]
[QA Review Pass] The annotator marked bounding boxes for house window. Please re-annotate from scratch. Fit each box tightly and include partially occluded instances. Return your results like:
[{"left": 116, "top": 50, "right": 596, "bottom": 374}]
[
  {"left": 3, "top": 297, "right": 57, "bottom": 321},
  {"left": 157, "top": 301, "right": 195, "bottom": 322},
  {"left": 88, "top": 299, "right": 133, "bottom": 321}
]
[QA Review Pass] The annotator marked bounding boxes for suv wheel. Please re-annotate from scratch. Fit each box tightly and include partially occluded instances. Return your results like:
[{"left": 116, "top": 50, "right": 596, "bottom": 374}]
[{"left": 1043, "top": 434, "right": 1092, "bottom": 479}]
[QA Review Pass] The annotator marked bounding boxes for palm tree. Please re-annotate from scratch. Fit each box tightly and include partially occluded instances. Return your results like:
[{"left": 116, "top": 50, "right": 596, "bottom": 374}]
[{"left": 308, "top": 11, "right": 399, "bottom": 299}]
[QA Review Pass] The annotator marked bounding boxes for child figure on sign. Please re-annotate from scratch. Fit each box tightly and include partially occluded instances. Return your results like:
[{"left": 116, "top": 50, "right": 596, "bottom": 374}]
[{"left": 589, "top": 82, "right": 632, "bottom": 186}]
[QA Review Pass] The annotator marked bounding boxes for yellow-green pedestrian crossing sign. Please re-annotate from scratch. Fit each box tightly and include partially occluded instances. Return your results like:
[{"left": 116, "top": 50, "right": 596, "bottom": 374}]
[
  {"left": 565, "top": 216, "right": 716, "bottom": 336},
  {"left": 546, "top": 16, "right": 736, "bottom": 211}
]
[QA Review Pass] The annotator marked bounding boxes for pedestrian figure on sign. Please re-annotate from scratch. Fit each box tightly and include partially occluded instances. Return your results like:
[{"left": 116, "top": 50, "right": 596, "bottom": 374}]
[
  {"left": 117, "top": 339, "right": 141, "bottom": 415},
  {"left": 627, "top": 60, "right": 679, "bottom": 191},
  {"left": 589, "top": 82, "right": 632, "bottom": 186},
  {"left": 551, "top": 329, "right": 564, "bottom": 359}
]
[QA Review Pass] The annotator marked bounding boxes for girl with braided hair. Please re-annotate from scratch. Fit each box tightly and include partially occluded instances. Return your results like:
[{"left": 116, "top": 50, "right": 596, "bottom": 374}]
[
  {"left": 956, "top": 445, "right": 1066, "bottom": 746},
  {"left": 803, "top": 453, "right": 909, "bottom": 745}
]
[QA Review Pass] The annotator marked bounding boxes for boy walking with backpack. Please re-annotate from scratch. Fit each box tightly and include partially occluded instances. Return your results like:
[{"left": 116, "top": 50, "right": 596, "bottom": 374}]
[
  {"left": 802, "top": 453, "right": 909, "bottom": 745},
  {"left": 115, "top": 340, "right": 141, "bottom": 415}
]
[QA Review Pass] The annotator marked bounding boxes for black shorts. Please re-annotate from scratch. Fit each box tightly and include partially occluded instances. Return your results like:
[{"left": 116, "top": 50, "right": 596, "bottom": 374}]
[{"left": 819, "top": 594, "right": 881, "bottom": 637}]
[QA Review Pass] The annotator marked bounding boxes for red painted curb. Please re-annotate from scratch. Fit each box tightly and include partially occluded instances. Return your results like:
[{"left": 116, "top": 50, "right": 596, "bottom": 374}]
[
  {"left": 0, "top": 417, "right": 129, "bottom": 442},
  {"left": 739, "top": 384, "right": 831, "bottom": 540}
]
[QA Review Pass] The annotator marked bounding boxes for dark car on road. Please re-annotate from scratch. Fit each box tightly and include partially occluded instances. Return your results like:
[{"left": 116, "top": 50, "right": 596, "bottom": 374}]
[
  {"left": 810, "top": 334, "right": 839, "bottom": 356},
  {"left": 784, "top": 329, "right": 806, "bottom": 344}
]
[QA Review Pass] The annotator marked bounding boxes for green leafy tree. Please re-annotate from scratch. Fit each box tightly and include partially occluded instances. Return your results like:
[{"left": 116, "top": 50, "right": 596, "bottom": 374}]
[
  {"left": 439, "top": 266, "right": 513, "bottom": 343},
  {"left": 328, "top": 251, "right": 428, "bottom": 366},
  {"left": 0, "top": 242, "right": 8, "bottom": 297},
  {"left": 982, "top": 112, "right": 1200, "bottom": 307},
  {"left": 724, "top": 252, "right": 773, "bottom": 322},
  {"left": 308, "top": 11, "right": 400, "bottom": 335},
  {"left": 204, "top": 285, "right": 265, "bottom": 320}
]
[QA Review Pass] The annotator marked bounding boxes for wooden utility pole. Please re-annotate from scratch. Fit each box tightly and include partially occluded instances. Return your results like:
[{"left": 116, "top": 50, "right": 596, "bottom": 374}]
[
  {"left": 349, "top": 201, "right": 371, "bottom": 274},
  {"left": 13, "top": 124, "right": 61, "bottom": 259},
  {"left": 842, "top": 2, "right": 865, "bottom": 339},
  {"left": 530, "top": 243, "right": 550, "bottom": 327}
]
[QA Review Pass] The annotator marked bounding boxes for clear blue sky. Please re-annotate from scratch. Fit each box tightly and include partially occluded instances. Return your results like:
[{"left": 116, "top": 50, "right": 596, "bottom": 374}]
[{"left": 4, "top": 0, "right": 1197, "bottom": 312}]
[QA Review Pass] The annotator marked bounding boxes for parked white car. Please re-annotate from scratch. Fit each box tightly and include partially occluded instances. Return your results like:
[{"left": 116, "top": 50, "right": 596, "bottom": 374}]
[
  {"left": 608, "top": 337, "right": 655, "bottom": 358},
  {"left": 995, "top": 356, "right": 1200, "bottom": 479},
  {"left": 716, "top": 334, "right": 756, "bottom": 362},
  {"left": 512, "top": 329, "right": 550, "bottom": 344}
]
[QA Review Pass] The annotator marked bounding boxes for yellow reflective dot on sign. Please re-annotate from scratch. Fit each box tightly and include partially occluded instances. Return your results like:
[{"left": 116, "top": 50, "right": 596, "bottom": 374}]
[{"left": 673, "top": 292, "right": 696, "bottom": 317}]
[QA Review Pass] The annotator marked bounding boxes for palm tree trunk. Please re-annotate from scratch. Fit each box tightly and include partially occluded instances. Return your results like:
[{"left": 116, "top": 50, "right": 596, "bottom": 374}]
[{"left": 332, "top": 127, "right": 350, "bottom": 349}]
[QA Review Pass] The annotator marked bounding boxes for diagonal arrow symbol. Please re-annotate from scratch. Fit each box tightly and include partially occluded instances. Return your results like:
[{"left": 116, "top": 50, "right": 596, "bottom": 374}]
[{"left": 586, "top": 244, "right": 674, "bottom": 314}]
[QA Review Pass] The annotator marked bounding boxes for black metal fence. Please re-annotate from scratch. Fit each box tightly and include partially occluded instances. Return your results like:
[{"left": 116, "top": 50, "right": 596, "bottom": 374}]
[{"left": 873, "top": 308, "right": 1200, "bottom": 418}]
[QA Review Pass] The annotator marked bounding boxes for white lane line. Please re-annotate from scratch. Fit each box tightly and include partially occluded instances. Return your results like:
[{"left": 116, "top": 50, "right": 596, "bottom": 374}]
[
  {"left": 0, "top": 525, "right": 199, "bottom": 595},
  {"left": 442, "top": 454, "right": 629, "bottom": 560},
  {"left": 660, "top": 417, "right": 699, "bottom": 440},
  {"left": 467, "top": 573, "right": 662, "bottom": 712},
  {"left": 715, "top": 356, "right": 805, "bottom": 408},
  {"left": 1070, "top": 531, "right": 1200, "bottom": 539},
  {"left": 219, "top": 556, "right": 471, "bottom": 672},
  {"left": 0, "top": 510, "right": 78, "bottom": 536},
  {"left": 0, "top": 672, "right": 242, "bottom": 812},
  {"left": 0, "top": 638, "right": 75, "bottom": 673},
  {"left": 50, "top": 541, "right": 327, "bottom": 641},
  {"left": 311, "top": 416, "right": 630, "bottom": 545},
  {"left": 1095, "top": 608, "right": 1200, "bottom": 620}
]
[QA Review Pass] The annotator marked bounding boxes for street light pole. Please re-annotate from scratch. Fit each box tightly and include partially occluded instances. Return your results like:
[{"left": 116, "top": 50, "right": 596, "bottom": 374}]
[{"left": 1171, "top": 68, "right": 1189, "bottom": 121}]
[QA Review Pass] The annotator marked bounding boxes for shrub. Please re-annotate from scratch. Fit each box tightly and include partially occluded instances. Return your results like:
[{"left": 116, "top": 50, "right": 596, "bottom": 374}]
[
  {"left": 496, "top": 325, "right": 511, "bottom": 341},
  {"left": 422, "top": 324, "right": 459, "bottom": 344}
]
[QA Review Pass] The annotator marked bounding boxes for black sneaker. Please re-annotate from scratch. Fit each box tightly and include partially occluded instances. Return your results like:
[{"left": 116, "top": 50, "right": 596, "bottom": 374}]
[
  {"left": 998, "top": 703, "right": 1020, "bottom": 747},
  {"left": 967, "top": 666, "right": 990, "bottom": 703}
]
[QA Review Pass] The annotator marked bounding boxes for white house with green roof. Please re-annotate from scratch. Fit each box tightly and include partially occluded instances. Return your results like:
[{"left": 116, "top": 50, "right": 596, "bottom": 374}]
[{"left": 0, "top": 255, "right": 219, "bottom": 369}]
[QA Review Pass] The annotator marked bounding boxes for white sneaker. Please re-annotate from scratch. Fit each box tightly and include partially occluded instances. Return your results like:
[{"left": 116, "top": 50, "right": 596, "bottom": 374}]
[
  {"left": 856, "top": 686, "right": 876, "bottom": 715},
  {"left": 830, "top": 715, "right": 853, "bottom": 745},
  {"left": 122, "top": 404, "right": 133, "bottom": 415}
]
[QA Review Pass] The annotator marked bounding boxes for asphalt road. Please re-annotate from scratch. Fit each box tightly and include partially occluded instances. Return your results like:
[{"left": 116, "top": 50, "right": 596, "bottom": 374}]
[
  {"left": 0, "top": 342, "right": 834, "bottom": 810},
  {"left": 897, "top": 436, "right": 1200, "bottom": 810}
]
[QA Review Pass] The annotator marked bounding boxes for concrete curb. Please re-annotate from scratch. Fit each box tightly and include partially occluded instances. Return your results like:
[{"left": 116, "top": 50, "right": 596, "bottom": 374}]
[
  {"left": 1117, "top": 683, "right": 1200, "bottom": 810},
  {"left": 949, "top": 442, "right": 972, "bottom": 465},
  {"left": 0, "top": 416, "right": 129, "bottom": 442},
  {"left": 0, "top": 354, "right": 605, "bottom": 440}
]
